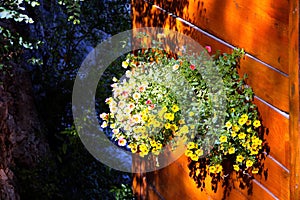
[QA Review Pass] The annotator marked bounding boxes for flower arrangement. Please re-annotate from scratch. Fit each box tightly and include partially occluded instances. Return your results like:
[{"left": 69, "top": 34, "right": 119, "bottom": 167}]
[
  {"left": 100, "top": 44, "right": 268, "bottom": 192},
  {"left": 100, "top": 49, "right": 201, "bottom": 158}
]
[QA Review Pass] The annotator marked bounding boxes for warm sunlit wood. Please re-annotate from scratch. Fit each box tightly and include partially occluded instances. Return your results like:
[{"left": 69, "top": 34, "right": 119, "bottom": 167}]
[
  {"left": 288, "top": 0, "right": 300, "bottom": 199},
  {"left": 132, "top": 0, "right": 299, "bottom": 199}
]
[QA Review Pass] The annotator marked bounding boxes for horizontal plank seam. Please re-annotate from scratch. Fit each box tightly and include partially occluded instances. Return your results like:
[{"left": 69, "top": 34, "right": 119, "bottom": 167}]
[
  {"left": 254, "top": 96, "right": 289, "bottom": 119},
  {"left": 246, "top": 54, "right": 288, "bottom": 78},
  {"left": 252, "top": 179, "right": 280, "bottom": 200},
  {"left": 146, "top": 1, "right": 289, "bottom": 77},
  {"left": 148, "top": 183, "right": 166, "bottom": 200},
  {"left": 265, "top": 153, "right": 290, "bottom": 173}
]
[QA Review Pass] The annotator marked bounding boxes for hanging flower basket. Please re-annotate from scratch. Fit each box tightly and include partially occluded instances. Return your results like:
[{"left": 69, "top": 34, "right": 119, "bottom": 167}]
[{"left": 100, "top": 44, "right": 268, "bottom": 192}]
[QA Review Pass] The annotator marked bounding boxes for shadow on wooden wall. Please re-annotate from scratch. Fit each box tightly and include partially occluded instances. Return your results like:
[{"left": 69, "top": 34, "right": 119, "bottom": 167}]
[{"left": 132, "top": 0, "right": 299, "bottom": 199}]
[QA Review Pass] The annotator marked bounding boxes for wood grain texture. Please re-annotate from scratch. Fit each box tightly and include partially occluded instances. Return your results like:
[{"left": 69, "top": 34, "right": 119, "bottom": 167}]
[
  {"left": 288, "top": 0, "right": 300, "bottom": 199},
  {"left": 132, "top": 1, "right": 295, "bottom": 199},
  {"left": 133, "top": 0, "right": 289, "bottom": 113},
  {"left": 150, "top": 0, "right": 289, "bottom": 74},
  {"left": 254, "top": 98, "right": 289, "bottom": 169}
]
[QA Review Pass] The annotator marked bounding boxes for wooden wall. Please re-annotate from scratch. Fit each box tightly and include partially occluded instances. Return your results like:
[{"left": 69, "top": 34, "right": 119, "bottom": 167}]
[{"left": 132, "top": 0, "right": 300, "bottom": 199}]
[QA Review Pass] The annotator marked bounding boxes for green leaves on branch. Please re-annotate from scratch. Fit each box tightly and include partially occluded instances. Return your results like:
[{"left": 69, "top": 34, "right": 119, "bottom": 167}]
[{"left": 58, "top": 0, "right": 84, "bottom": 25}]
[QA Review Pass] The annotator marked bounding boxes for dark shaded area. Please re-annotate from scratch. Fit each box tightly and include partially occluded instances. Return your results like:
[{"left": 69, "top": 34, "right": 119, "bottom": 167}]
[{"left": 0, "top": 0, "right": 134, "bottom": 199}]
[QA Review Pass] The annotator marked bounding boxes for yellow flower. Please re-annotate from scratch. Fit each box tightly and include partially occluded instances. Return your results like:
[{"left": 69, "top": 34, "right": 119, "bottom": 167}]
[
  {"left": 215, "top": 164, "right": 223, "bottom": 173},
  {"left": 164, "top": 123, "right": 171, "bottom": 129},
  {"left": 231, "top": 131, "right": 237, "bottom": 138},
  {"left": 153, "top": 120, "right": 161, "bottom": 127},
  {"left": 179, "top": 125, "right": 189, "bottom": 134},
  {"left": 246, "top": 160, "right": 254, "bottom": 168},
  {"left": 178, "top": 119, "right": 185, "bottom": 124},
  {"left": 250, "top": 149, "right": 259, "bottom": 155},
  {"left": 232, "top": 124, "right": 240, "bottom": 132},
  {"left": 139, "top": 151, "right": 148, "bottom": 157},
  {"left": 187, "top": 142, "right": 197, "bottom": 149},
  {"left": 238, "top": 117, "right": 247, "bottom": 125},
  {"left": 170, "top": 124, "right": 178, "bottom": 131},
  {"left": 209, "top": 166, "right": 216, "bottom": 173},
  {"left": 152, "top": 149, "right": 160, "bottom": 155},
  {"left": 128, "top": 143, "right": 137, "bottom": 153},
  {"left": 246, "top": 120, "right": 252, "bottom": 126},
  {"left": 238, "top": 132, "right": 246, "bottom": 140},
  {"left": 228, "top": 147, "right": 235, "bottom": 154},
  {"left": 225, "top": 121, "right": 232, "bottom": 129},
  {"left": 252, "top": 168, "right": 259, "bottom": 174},
  {"left": 162, "top": 106, "right": 168, "bottom": 112},
  {"left": 247, "top": 127, "right": 252, "bottom": 133},
  {"left": 233, "top": 164, "right": 240, "bottom": 171},
  {"left": 156, "top": 143, "right": 162, "bottom": 150},
  {"left": 185, "top": 150, "right": 193, "bottom": 157},
  {"left": 189, "top": 111, "right": 195, "bottom": 117},
  {"left": 220, "top": 144, "right": 224, "bottom": 151},
  {"left": 191, "top": 154, "right": 199, "bottom": 161},
  {"left": 150, "top": 140, "right": 157, "bottom": 147},
  {"left": 219, "top": 135, "right": 227, "bottom": 143},
  {"left": 164, "top": 113, "right": 174, "bottom": 121},
  {"left": 140, "top": 145, "right": 149, "bottom": 156},
  {"left": 171, "top": 104, "right": 179, "bottom": 112},
  {"left": 195, "top": 149, "right": 204, "bottom": 156},
  {"left": 236, "top": 155, "right": 244, "bottom": 163},
  {"left": 253, "top": 120, "right": 261, "bottom": 128},
  {"left": 230, "top": 108, "right": 235, "bottom": 113},
  {"left": 241, "top": 114, "right": 248, "bottom": 120},
  {"left": 139, "top": 144, "right": 148, "bottom": 151}
]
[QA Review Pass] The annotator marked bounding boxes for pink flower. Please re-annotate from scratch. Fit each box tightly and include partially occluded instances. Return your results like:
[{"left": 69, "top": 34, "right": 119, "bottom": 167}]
[
  {"left": 205, "top": 46, "right": 212, "bottom": 53},
  {"left": 189, "top": 64, "right": 196, "bottom": 70},
  {"left": 118, "top": 137, "right": 127, "bottom": 146},
  {"left": 145, "top": 99, "right": 152, "bottom": 105},
  {"left": 122, "top": 91, "right": 129, "bottom": 98}
]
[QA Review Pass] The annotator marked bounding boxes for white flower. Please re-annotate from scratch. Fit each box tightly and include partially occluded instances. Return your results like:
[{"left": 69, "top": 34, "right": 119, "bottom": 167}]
[
  {"left": 118, "top": 137, "right": 127, "bottom": 146},
  {"left": 132, "top": 92, "right": 141, "bottom": 100},
  {"left": 172, "top": 64, "right": 179, "bottom": 71},
  {"left": 118, "top": 101, "right": 126, "bottom": 108},
  {"left": 100, "top": 113, "right": 108, "bottom": 120},
  {"left": 112, "top": 129, "right": 119, "bottom": 134},
  {"left": 125, "top": 70, "right": 132, "bottom": 78},
  {"left": 101, "top": 121, "right": 108, "bottom": 128},
  {"left": 110, "top": 106, "right": 118, "bottom": 114},
  {"left": 124, "top": 107, "right": 131, "bottom": 114}
]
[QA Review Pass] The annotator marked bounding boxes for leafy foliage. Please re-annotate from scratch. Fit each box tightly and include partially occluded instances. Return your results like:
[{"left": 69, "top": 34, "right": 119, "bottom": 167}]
[
  {"left": 187, "top": 49, "right": 269, "bottom": 197},
  {"left": 2, "top": 0, "right": 133, "bottom": 199}
]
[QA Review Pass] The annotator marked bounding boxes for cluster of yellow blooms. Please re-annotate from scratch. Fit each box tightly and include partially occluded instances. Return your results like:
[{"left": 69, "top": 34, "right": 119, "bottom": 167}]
[
  {"left": 185, "top": 112, "right": 263, "bottom": 175},
  {"left": 185, "top": 142, "right": 203, "bottom": 162}
]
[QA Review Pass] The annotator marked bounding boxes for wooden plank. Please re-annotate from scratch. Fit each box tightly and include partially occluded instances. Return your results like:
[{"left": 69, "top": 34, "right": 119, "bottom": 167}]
[
  {"left": 133, "top": 0, "right": 289, "bottom": 112},
  {"left": 132, "top": 1, "right": 292, "bottom": 199},
  {"left": 150, "top": 0, "right": 289, "bottom": 74},
  {"left": 254, "top": 98, "right": 290, "bottom": 169},
  {"left": 253, "top": 156, "right": 290, "bottom": 200},
  {"left": 239, "top": 57, "right": 289, "bottom": 113},
  {"left": 145, "top": 155, "right": 286, "bottom": 200},
  {"left": 232, "top": 175, "right": 280, "bottom": 200},
  {"left": 288, "top": 0, "right": 300, "bottom": 199},
  {"left": 148, "top": 156, "right": 248, "bottom": 200}
]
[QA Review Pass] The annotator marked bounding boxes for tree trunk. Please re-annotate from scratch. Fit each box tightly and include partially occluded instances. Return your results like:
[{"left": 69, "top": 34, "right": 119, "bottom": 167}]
[{"left": 0, "top": 68, "right": 50, "bottom": 200}]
